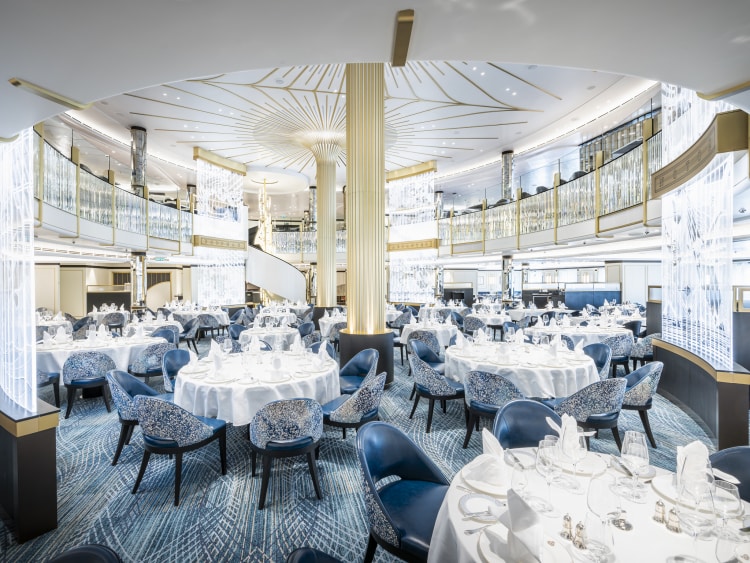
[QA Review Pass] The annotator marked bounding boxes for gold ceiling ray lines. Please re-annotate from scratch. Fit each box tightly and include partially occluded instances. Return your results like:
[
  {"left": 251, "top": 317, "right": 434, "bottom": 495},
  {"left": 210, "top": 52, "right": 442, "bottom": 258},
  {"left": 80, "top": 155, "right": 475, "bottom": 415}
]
[{"left": 486, "top": 63, "right": 563, "bottom": 101}]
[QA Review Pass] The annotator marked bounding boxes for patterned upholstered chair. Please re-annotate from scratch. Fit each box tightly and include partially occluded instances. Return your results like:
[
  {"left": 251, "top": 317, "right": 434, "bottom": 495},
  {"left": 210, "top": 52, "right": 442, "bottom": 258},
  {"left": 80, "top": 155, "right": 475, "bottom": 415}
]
[
  {"left": 322, "top": 372, "right": 386, "bottom": 439},
  {"left": 329, "top": 321, "right": 347, "bottom": 352},
  {"left": 463, "top": 371, "right": 524, "bottom": 448},
  {"left": 48, "top": 544, "right": 123, "bottom": 563},
  {"left": 106, "top": 369, "right": 170, "bottom": 466},
  {"left": 302, "top": 331, "right": 321, "bottom": 348},
  {"left": 286, "top": 548, "right": 342, "bottom": 563},
  {"left": 339, "top": 348, "right": 379, "bottom": 394},
  {"left": 356, "top": 421, "right": 449, "bottom": 563},
  {"left": 151, "top": 325, "right": 180, "bottom": 346},
  {"left": 157, "top": 307, "right": 172, "bottom": 318},
  {"left": 560, "top": 334, "right": 576, "bottom": 351},
  {"left": 62, "top": 351, "right": 115, "bottom": 419},
  {"left": 307, "top": 340, "right": 335, "bottom": 358},
  {"left": 179, "top": 318, "right": 200, "bottom": 353},
  {"left": 709, "top": 447, "right": 750, "bottom": 502},
  {"left": 228, "top": 323, "right": 248, "bottom": 341},
  {"left": 622, "top": 320, "right": 643, "bottom": 340},
  {"left": 71, "top": 317, "right": 91, "bottom": 340},
  {"left": 622, "top": 361, "right": 663, "bottom": 448},
  {"left": 132, "top": 396, "right": 227, "bottom": 506},
  {"left": 462, "top": 315, "right": 486, "bottom": 335},
  {"left": 197, "top": 313, "right": 220, "bottom": 341},
  {"left": 408, "top": 354, "right": 465, "bottom": 433},
  {"left": 128, "top": 342, "right": 176, "bottom": 384},
  {"left": 406, "top": 329, "right": 441, "bottom": 357},
  {"left": 249, "top": 398, "right": 323, "bottom": 509},
  {"left": 101, "top": 312, "right": 125, "bottom": 335},
  {"left": 449, "top": 311, "right": 464, "bottom": 330},
  {"left": 493, "top": 399, "right": 562, "bottom": 449},
  {"left": 213, "top": 335, "right": 242, "bottom": 354},
  {"left": 630, "top": 332, "right": 660, "bottom": 369},
  {"left": 542, "top": 378, "right": 627, "bottom": 450},
  {"left": 162, "top": 348, "right": 190, "bottom": 393},
  {"left": 583, "top": 342, "right": 612, "bottom": 381},
  {"left": 298, "top": 321, "right": 315, "bottom": 338},
  {"left": 602, "top": 333, "right": 634, "bottom": 377},
  {"left": 172, "top": 313, "right": 189, "bottom": 327}
]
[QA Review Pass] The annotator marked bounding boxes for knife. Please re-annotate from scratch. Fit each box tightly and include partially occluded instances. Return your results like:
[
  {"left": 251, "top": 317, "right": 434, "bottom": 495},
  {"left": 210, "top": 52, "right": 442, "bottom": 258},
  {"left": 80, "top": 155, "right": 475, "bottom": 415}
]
[
  {"left": 610, "top": 455, "right": 633, "bottom": 476},
  {"left": 505, "top": 450, "right": 526, "bottom": 470}
]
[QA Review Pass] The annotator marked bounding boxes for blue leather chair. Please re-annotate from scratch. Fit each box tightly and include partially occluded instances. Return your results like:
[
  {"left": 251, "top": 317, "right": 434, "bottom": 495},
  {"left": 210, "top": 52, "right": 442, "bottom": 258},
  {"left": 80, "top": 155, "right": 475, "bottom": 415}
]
[
  {"left": 71, "top": 317, "right": 91, "bottom": 340},
  {"left": 48, "top": 544, "right": 123, "bottom": 563},
  {"left": 128, "top": 342, "right": 176, "bottom": 385},
  {"left": 630, "top": 332, "right": 660, "bottom": 369},
  {"left": 449, "top": 311, "right": 464, "bottom": 330},
  {"left": 106, "top": 369, "right": 171, "bottom": 466},
  {"left": 622, "top": 361, "right": 663, "bottom": 448},
  {"left": 63, "top": 351, "right": 115, "bottom": 419},
  {"left": 408, "top": 354, "right": 465, "bottom": 433},
  {"left": 179, "top": 318, "right": 200, "bottom": 353},
  {"left": 329, "top": 321, "right": 347, "bottom": 352},
  {"left": 583, "top": 342, "right": 612, "bottom": 381},
  {"left": 298, "top": 321, "right": 315, "bottom": 338},
  {"left": 339, "top": 348, "right": 379, "bottom": 395},
  {"left": 356, "top": 421, "right": 449, "bottom": 563},
  {"left": 151, "top": 325, "right": 179, "bottom": 346},
  {"left": 249, "top": 398, "right": 323, "bottom": 509},
  {"left": 322, "top": 372, "right": 386, "bottom": 439},
  {"left": 228, "top": 323, "right": 248, "bottom": 340},
  {"left": 709, "top": 446, "right": 750, "bottom": 502},
  {"left": 132, "top": 396, "right": 227, "bottom": 506},
  {"left": 37, "top": 370, "right": 60, "bottom": 407},
  {"left": 308, "top": 340, "right": 335, "bottom": 358},
  {"left": 286, "top": 548, "right": 342, "bottom": 563},
  {"left": 162, "top": 348, "right": 190, "bottom": 392},
  {"left": 493, "top": 399, "right": 562, "bottom": 449},
  {"left": 463, "top": 370, "right": 524, "bottom": 448}
]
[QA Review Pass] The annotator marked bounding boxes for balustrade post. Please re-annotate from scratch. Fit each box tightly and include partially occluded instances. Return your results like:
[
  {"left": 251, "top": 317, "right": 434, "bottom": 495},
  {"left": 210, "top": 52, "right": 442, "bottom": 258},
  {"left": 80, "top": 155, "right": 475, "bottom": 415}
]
[
  {"left": 553, "top": 172, "right": 561, "bottom": 244},
  {"left": 642, "top": 118, "right": 654, "bottom": 225},
  {"left": 481, "top": 198, "right": 486, "bottom": 253},
  {"left": 594, "top": 151, "right": 603, "bottom": 235}
]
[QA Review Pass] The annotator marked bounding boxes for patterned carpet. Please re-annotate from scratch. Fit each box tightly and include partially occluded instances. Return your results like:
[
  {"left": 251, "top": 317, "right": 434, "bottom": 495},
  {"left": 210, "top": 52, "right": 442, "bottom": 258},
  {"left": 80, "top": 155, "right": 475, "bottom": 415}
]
[{"left": 0, "top": 343, "right": 720, "bottom": 563}]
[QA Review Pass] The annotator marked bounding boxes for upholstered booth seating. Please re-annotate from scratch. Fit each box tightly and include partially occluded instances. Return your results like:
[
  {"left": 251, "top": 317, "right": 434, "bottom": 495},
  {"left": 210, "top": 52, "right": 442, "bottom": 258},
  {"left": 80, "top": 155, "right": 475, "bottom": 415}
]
[
  {"left": 356, "top": 421, "right": 449, "bottom": 563},
  {"left": 48, "top": 544, "right": 123, "bottom": 563},
  {"left": 622, "top": 361, "right": 663, "bottom": 448},
  {"left": 630, "top": 332, "right": 660, "bottom": 370},
  {"left": 709, "top": 446, "right": 750, "bottom": 502},
  {"left": 62, "top": 351, "right": 115, "bottom": 419},
  {"left": 408, "top": 354, "right": 465, "bottom": 433},
  {"left": 132, "top": 396, "right": 227, "bottom": 506},
  {"left": 583, "top": 342, "right": 612, "bottom": 381},
  {"left": 128, "top": 342, "right": 176, "bottom": 385},
  {"left": 308, "top": 340, "right": 335, "bottom": 358},
  {"left": 322, "top": 372, "right": 386, "bottom": 439},
  {"left": 106, "top": 369, "right": 171, "bottom": 466},
  {"left": 492, "top": 399, "right": 562, "bottom": 449},
  {"left": 602, "top": 333, "right": 634, "bottom": 377},
  {"left": 541, "top": 378, "right": 627, "bottom": 450},
  {"left": 151, "top": 325, "right": 180, "bottom": 346},
  {"left": 339, "top": 348, "right": 379, "bottom": 395},
  {"left": 179, "top": 318, "right": 200, "bottom": 353},
  {"left": 162, "top": 348, "right": 190, "bottom": 392},
  {"left": 101, "top": 312, "right": 125, "bottom": 335},
  {"left": 286, "top": 548, "right": 342, "bottom": 563},
  {"left": 249, "top": 398, "right": 323, "bottom": 509},
  {"left": 463, "top": 370, "right": 524, "bottom": 448},
  {"left": 228, "top": 323, "right": 248, "bottom": 341}
]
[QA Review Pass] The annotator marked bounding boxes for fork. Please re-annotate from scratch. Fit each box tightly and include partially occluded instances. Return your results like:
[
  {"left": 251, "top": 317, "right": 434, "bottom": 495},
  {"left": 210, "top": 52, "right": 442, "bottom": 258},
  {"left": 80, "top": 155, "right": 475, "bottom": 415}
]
[{"left": 464, "top": 524, "right": 493, "bottom": 535}]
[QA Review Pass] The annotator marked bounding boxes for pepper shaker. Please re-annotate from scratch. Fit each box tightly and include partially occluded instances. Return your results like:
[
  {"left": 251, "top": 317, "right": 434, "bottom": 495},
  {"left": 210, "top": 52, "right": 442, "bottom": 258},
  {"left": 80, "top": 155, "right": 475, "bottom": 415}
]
[
  {"left": 573, "top": 521, "right": 586, "bottom": 550},
  {"left": 653, "top": 500, "right": 666, "bottom": 523},
  {"left": 560, "top": 513, "right": 573, "bottom": 541},
  {"left": 666, "top": 508, "right": 681, "bottom": 533}
]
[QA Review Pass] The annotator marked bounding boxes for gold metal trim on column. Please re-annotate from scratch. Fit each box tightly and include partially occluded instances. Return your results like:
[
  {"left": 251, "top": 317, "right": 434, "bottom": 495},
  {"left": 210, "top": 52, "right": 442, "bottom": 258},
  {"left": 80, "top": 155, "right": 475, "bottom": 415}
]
[
  {"left": 697, "top": 80, "right": 750, "bottom": 101},
  {"left": 594, "top": 151, "right": 603, "bottom": 235},
  {"left": 0, "top": 410, "right": 59, "bottom": 438},
  {"left": 192, "top": 147, "right": 247, "bottom": 176},
  {"left": 391, "top": 9, "right": 415, "bottom": 67},
  {"left": 386, "top": 160, "right": 437, "bottom": 182},
  {"left": 642, "top": 118, "right": 653, "bottom": 225},
  {"left": 9, "top": 77, "right": 93, "bottom": 111}
]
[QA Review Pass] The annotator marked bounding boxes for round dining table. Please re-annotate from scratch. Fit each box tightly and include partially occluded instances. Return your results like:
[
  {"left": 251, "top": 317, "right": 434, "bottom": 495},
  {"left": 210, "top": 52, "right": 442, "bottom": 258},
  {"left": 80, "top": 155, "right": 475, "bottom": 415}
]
[
  {"left": 319, "top": 315, "right": 347, "bottom": 338},
  {"left": 174, "top": 351, "right": 340, "bottom": 426},
  {"left": 445, "top": 342, "right": 599, "bottom": 398},
  {"left": 168, "top": 309, "right": 231, "bottom": 326},
  {"left": 239, "top": 327, "right": 298, "bottom": 350},
  {"left": 401, "top": 323, "right": 458, "bottom": 348},
  {"left": 525, "top": 325, "right": 634, "bottom": 348},
  {"left": 88, "top": 310, "right": 131, "bottom": 325}
]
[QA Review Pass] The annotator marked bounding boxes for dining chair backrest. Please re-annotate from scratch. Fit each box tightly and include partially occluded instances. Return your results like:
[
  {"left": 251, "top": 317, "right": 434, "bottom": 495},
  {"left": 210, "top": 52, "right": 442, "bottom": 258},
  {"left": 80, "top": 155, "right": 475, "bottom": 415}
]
[
  {"left": 559, "top": 334, "right": 576, "bottom": 351},
  {"left": 339, "top": 348, "right": 379, "bottom": 379},
  {"left": 249, "top": 398, "right": 323, "bottom": 449},
  {"left": 134, "top": 396, "right": 214, "bottom": 447},
  {"left": 181, "top": 318, "right": 200, "bottom": 338},
  {"left": 583, "top": 342, "right": 612, "bottom": 381},
  {"left": 129, "top": 342, "right": 176, "bottom": 374},
  {"left": 622, "top": 320, "right": 643, "bottom": 339},
  {"left": 409, "top": 340, "right": 442, "bottom": 365},
  {"left": 307, "top": 340, "right": 334, "bottom": 358},
  {"left": 197, "top": 313, "right": 220, "bottom": 330},
  {"left": 298, "top": 321, "right": 315, "bottom": 337},
  {"left": 602, "top": 333, "right": 633, "bottom": 358},
  {"left": 329, "top": 322, "right": 347, "bottom": 342},
  {"left": 162, "top": 348, "right": 190, "bottom": 392},
  {"left": 214, "top": 335, "right": 241, "bottom": 353},
  {"left": 389, "top": 310, "right": 412, "bottom": 329},
  {"left": 327, "top": 372, "right": 386, "bottom": 424},
  {"left": 228, "top": 323, "right": 248, "bottom": 340},
  {"left": 101, "top": 312, "right": 125, "bottom": 328},
  {"left": 623, "top": 361, "right": 663, "bottom": 406},
  {"left": 631, "top": 332, "right": 660, "bottom": 359},
  {"left": 554, "top": 378, "right": 627, "bottom": 423},
  {"left": 408, "top": 354, "right": 456, "bottom": 396},
  {"left": 492, "top": 399, "right": 562, "bottom": 449},
  {"left": 172, "top": 313, "right": 189, "bottom": 327},
  {"left": 709, "top": 446, "right": 750, "bottom": 502},
  {"left": 502, "top": 321, "right": 520, "bottom": 334},
  {"left": 463, "top": 315, "right": 486, "bottom": 333},
  {"left": 63, "top": 351, "right": 117, "bottom": 385},
  {"left": 406, "top": 329, "right": 441, "bottom": 357},
  {"left": 450, "top": 311, "right": 464, "bottom": 327},
  {"left": 465, "top": 370, "right": 524, "bottom": 408},
  {"left": 151, "top": 325, "right": 179, "bottom": 346},
  {"left": 106, "top": 369, "right": 159, "bottom": 420}
]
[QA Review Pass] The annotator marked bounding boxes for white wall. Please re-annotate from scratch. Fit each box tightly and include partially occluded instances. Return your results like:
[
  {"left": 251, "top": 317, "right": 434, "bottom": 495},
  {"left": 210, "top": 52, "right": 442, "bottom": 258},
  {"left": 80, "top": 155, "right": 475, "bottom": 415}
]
[
  {"left": 620, "top": 262, "right": 661, "bottom": 304},
  {"left": 60, "top": 268, "right": 86, "bottom": 317},
  {"left": 35, "top": 264, "right": 60, "bottom": 312},
  {"left": 444, "top": 269, "right": 477, "bottom": 290}
]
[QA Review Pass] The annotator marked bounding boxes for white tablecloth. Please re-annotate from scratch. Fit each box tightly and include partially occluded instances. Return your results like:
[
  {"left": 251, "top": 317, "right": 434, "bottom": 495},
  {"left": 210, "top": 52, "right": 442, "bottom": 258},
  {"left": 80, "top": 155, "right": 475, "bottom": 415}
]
[
  {"left": 168, "top": 310, "right": 230, "bottom": 325},
  {"left": 386, "top": 310, "right": 402, "bottom": 323},
  {"left": 428, "top": 449, "right": 736, "bottom": 563},
  {"left": 126, "top": 320, "right": 184, "bottom": 337},
  {"left": 525, "top": 325, "right": 634, "bottom": 348},
  {"left": 36, "top": 336, "right": 167, "bottom": 377},
  {"left": 319, "top": 316, "right": 347, "bottom": 338},
  {"left": 88, "top": 310, "right": 131, "bottom": 325},
  {"left": 239, "top": 327, "right": 298, "bottom": 350},
  {"left": 466, "top": 313, "right": 509, "bottom": 327},
  {"left": 174, "top": 352, "right": 340, "bottom": 426},
  {"left": 37, "top": 320, "right": 74, "bottom": 334},
  {"left": 445, "top": 343, "right": 598, "bottom": 398},
  {"left": 418, "top": 306, "right": 464, "bottom": 321},
  {"left": 401, "top": 323, "right": 458, "bottom": 348},
  {"left": 256, "top": 312, "right": 298, "bottom": 326}
]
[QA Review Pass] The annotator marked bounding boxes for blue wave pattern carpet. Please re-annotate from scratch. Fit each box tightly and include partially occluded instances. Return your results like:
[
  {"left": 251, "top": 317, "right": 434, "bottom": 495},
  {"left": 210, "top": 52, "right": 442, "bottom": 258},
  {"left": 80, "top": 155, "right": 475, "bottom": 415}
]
[{"left": 0, "top": 345, "right": 719, "bottom": 562}]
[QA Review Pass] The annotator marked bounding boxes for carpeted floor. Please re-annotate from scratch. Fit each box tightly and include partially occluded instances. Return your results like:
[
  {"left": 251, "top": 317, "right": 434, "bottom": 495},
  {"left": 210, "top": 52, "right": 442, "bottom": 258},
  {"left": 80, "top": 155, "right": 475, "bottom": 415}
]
[{"left": 0, "top": 342, "right": 720, "bottom": 563}]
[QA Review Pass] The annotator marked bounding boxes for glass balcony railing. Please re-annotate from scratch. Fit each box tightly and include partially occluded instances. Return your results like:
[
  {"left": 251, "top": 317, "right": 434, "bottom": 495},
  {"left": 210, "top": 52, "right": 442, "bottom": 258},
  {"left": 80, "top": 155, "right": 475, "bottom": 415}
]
[
  {"left": 557, "top": 172, "right": 595, "bottom": 227},
  {"left": 520, "top": 189, "right": 554, "bottom": 234},
  {"left": 115, "top": 187, "right": 146, "bottom": 234},
  {"left": 599, "top": 146, "right": 643, "bottom": 215},
  {"left": 42, "top": 143, "right": 76, "bottom": 214},
  {"left": 79, "top": 168, "right": 113, "bottom": 226}
]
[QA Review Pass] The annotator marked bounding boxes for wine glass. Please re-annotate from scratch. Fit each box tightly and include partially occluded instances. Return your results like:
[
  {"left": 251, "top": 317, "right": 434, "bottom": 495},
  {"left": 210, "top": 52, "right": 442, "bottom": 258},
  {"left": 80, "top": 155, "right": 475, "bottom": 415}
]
[
  {"left": 221, "top": 338, "right": 233, "bottom": 357},
  {"left": 588, "top": 474, "right": 622, "bottom": 535},
  {"left": 536, "top": 439, "right": 561, "bottom": 512},
  {"left": 531, "top": 333, "right": 540, "bottom": 346},
  {"left": 620, "top": 431, "right": 650, "bottom": 501},
  {"left": 504, "top": 327, "right": 515, "bottom": 345},
  {"left": 539, "top": 335, "right": 550, "bottom": 347},
  {"left": 675, "top": 479, "right": 715, "bottom": 559},
  {"left": 713, "top": 480, "right": 743, "bottom": 529}
]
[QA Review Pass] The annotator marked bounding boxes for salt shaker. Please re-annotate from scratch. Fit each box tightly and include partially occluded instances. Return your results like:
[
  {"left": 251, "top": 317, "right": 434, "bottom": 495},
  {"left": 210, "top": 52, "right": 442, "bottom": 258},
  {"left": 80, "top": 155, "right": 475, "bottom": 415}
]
[
  {"left": 666, "top": 508, "right": 681, "bottom": 533},
  {"left": 653, "top": 500, "right": 666, "bottom": 523},
  {"left": 560, "top": 513, "right": 573, "bottom": 540},
  {"left": 573, "top": 521, "right": 586, "bottom": 550}
]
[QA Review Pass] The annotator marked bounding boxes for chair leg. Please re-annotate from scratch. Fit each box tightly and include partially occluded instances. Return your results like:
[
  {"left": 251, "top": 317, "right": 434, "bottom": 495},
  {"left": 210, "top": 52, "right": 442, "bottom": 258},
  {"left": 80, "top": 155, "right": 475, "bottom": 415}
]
[
  {"left": 638, "top": 409, "right": 657, "bottom": 448},
  {"left": 306, "top": 452, "right": 323, "bottom": 500},
  {"left": 132, "top": 451, "right": 151, "bottom": 494},
  {"left": 364, "top": 534, "right": 378, "bottom": 563},
  {"left": 342, "top": 427, "right": 347, "bottom": 440},
  {"left": 174, "top": 452, "right": 183, "bottom": 506},
  {"left": 463, "top": 412, "right": 476, "bottom": 448},
  {"left": 52, "top": 381, "right": 60, "bottom": 408},
  {"left": 102, "top": 384, "right": 112, "bottom": 413},
  {"left": 65, "top": 387, "right": 76, "bottom": 419},
  {"left": 251, "top": 450, "right": 257, "bottom": 476},
  {"left": 426, "top": 398, "right": 436, "bottom": 433},
  {"left": 258, "top": 455, "right": 273, "bottom": 509},
  {"left": 441, "top": 399, "right": 447, "bottom": 413},
  {"left": 409, "top": 383, "right": 416, "bottom": 401},
  {"left": 219, "top": 430, "right": 227, "bottom": 474},
  {"left": 611, "top": 426, "right": 622, "bottom": 451},
  {"left": 112, "top": 423, "right": 130, "bottom": 466},
  {"left": 125, "top": 424, "right": 135, "bottom": 445},
  {"left": 409, "top": 394, "right": 421, "bottom": 419}
]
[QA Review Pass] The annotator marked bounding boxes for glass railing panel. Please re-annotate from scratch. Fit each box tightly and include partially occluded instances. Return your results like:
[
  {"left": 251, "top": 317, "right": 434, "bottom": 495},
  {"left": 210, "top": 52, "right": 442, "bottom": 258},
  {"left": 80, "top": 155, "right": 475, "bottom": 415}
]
[
  {"left": 149, "top": 204, "right": 179, "bottom": 239},
  {"left": 485, "top": 201, "right": 516, "bottom": 239},
  {"left": 272, "top": 231, "right": 301, "bottom": 254},
  {"left": 180, "top": 210, "right": 193, "bottom": 243},
  {"left": 557, "top": 172, "right": 596, "bottom": 227},
  {"left": 42, "top": 143, "right": 76, "bottom": 213},
  {"left": 438, "top": 217, "right": 450, "bottom": 245},
  {"left": 79, "top": 168, "right": 112, "bottom": 226},
  {"left": 599, "top": 147, "right": 642, "bottom": 215},
  {"left": 451, "top": 209, "right": 482, "bottom": 243},
  {"left": 520, "top": 190, "right": 554, "bottom": 234},
  {"left": 336, "top": 229, "right": 346, "bottom": 253},
  {"left": 115, "top": 187, "right": 146, "bottom": 234},
  {"left": 646, "top": 131, "right": 662, "bottom": 199}
]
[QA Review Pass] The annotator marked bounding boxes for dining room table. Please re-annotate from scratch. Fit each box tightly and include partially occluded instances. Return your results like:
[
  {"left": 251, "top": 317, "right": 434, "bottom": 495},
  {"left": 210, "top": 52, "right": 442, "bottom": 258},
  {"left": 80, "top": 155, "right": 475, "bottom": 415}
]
[
  {"left": 87, "top": 309, "right": 131, "bottom": 326},
  {"left": 319, "top": 314, "right": 347, "bottom": 338},
  {"left": 36, "top": 319, "right": 74, "bottom": 335},
  {"left": 168, "top": 309, "right": 231, "bottom": 326},
  {"left": 427, "top": 444, "right": 750, "bottom": 563},
  {"left": 525, "top": 324, "right": 634, "bottom": 348},
  {"left": 238, "top": 326, "right": 299, "bottom": 351},
  {"left": 401, "top": 322, "right": 458, "bottom": 349},
  {"left": 125, "top": 319, "right": 184, "bottom": 337},
  {"left": 173, "top": 349, "right": 340, "bottom": 426},
  {"left": 444, "top": 341, "right": 599, "bottom": 398}
]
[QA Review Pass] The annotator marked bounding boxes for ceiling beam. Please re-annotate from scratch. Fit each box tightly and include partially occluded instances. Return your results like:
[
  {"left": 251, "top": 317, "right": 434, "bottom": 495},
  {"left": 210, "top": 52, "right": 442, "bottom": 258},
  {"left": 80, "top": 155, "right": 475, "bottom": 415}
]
[{"left": 391, "top": 9, "right": 415, "bottom": 67}]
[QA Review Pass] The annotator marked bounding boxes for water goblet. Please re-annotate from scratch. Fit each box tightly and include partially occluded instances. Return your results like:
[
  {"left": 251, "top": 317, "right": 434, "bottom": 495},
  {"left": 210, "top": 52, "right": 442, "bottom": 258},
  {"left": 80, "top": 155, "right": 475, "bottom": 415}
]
[
  {"left": 532, "top": 333, "right": 540, "bottom": 346},
  {"left": 539, "top": 335, "right": 550, "bottom": 347},
  {"left": 536, "top": 439, "right": 561, "bottom": 513},
  {"left": 675, "top": 480, "right": 715, "bottom": 560},
  {"left": 221, "top": 338, "right": 233, "bottom": 357},
  {"left": 713, "top": 480, "right": 743, "bottom": 529},
  {"left": 620, "top": 431, "right": 649, "bottom": 501},
  {"left": 504, "top": 327, "right": 515, "bottom": 345}
]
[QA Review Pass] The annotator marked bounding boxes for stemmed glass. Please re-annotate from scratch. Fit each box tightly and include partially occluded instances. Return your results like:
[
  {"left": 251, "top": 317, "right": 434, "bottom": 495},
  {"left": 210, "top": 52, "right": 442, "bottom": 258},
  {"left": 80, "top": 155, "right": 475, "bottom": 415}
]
[
  {"left": 675, "top": 479, "right": 715, "bottom": 560},
  {"left": 562, "top": 432, "right": 588, "bottom": 490},
  {"left": 536, "top": 439, "right": 562, "bottom": 514},
  {"left": 504, "top": 327, "right": 515, "bottom": 346},
  {"left": 588, "top": 474, "right": 621, "bottom": 541},
  {"left": 619, "top": 431, "right": 650, "bottom": 501},
  {"left": 221, "top": 338, "right": 233, "bottom": 357},
  {"left": 531, "top": 333, "right": 540, "bottom": 346},
  {"left": 713, "top": 480, "right": 743, "bottom": 537}
]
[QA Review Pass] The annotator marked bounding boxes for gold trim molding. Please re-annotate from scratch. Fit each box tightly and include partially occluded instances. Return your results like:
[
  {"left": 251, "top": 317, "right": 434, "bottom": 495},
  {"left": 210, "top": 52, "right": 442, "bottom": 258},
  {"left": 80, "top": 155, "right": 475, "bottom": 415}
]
[
  {"left": 651, "top": 110, "right": 748, "bottom": 197},
  {"left": 9, "top": 77, "right": 92, "bottom": 111},
  {"left": 392, "top": 9, "right": 415, "bottom": 67},
  {"left": 387, "top": 238, "right": 438, "bottom": 252},
  {"left": 192, "top": 235, "right": 247, "bottom": 251},
  {"left": 386, "top": 160, "right": 437, "bottom": 182},
  {"left": 653, "top": 338, "right": 750, "bottom": 385},
  {"left": 192, "top": 147, "right": 247, "bottom": 176},
  {"left": 697, "top": 80, "right": 750, "bottom": 101},
  {"left": 0, "top": 410, "right": 59, "bottom": 438}
]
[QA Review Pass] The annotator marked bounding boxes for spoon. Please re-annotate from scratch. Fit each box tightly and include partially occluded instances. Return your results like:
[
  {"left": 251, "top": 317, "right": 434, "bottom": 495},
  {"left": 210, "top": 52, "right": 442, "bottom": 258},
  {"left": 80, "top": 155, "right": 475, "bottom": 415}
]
[{"left": 464, "top": 524, "right": 493, "bottom": 535}]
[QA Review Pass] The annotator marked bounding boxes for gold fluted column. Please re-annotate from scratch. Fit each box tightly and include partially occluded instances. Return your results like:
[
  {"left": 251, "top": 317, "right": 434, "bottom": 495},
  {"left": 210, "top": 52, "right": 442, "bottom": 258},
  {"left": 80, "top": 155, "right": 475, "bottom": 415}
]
[
  {"left": 310, "top": 141, "right": 340, "bottom": 308},
  {"left": 346, "top": 63, "right": 385, "bottom": 334}
]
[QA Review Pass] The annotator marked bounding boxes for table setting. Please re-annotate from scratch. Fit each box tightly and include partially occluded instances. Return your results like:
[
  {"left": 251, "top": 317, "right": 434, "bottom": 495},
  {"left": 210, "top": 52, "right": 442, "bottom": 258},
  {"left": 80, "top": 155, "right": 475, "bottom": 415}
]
[
  {"left": 319, "top": 309, "right": 347, "bottom": 337},
  {"left": 401, "top": 318, "right": 458, "bottom": 348},
  {"left": 428, "top": 416, "right": 750, "bottom": 563},
  {"left": 88, "top": 304, "right": 130, "bottom": 325},
  {"left": 239, "top": 326, "right": 298, "bottom": 351}
]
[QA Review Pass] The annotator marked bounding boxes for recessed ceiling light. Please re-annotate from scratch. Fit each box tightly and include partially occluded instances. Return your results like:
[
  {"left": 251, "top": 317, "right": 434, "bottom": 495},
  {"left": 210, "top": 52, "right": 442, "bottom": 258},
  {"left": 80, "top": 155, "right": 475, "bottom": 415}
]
[
  {"left": 506, "top": 88, "right": 510, "bottom": 92},
  {"left": 176, "top": 97, "right": 180, "bottom": 100},
  {"left": 183, "top": 124, "right": 188, "bottom": 128},
  {"left": 480, "top": 72, "right": 486, "bottom": 76},
  {"left": 512, "top": 92, "right": 517, "bottom": 96},
  {"left": 275, "top": 79, "right": 284, "bottom": 85},
  {"left": 587, "top": 85, "right": 596, "bottom": 90},
  {"left": 472, "top": 66, "right": 477, "bottom": 71},
  {"left": 162, "top": 93, "right": 167, "bottom": 96},
  {"left": 527, "top": 65, "right": 538, "bottom": 70}
]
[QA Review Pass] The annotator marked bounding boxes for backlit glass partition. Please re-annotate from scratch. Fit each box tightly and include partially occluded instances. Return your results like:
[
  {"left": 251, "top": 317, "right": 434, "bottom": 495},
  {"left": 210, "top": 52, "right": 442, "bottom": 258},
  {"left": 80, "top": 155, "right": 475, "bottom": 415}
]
[
  {"left": 192, "top": 247, "right": 246, "bottom": 306},
  {"left": 0, "top": 129, "right": 36, "bottom": 411}
]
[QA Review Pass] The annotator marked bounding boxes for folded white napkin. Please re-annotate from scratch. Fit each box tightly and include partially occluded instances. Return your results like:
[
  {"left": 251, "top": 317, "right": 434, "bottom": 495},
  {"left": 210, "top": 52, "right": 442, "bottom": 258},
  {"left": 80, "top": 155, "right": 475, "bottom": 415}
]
[
  {"left": 547, "top": 414, "right": 580, "bottom": 457},
  {"left": 675, "top": 440, "right": 739, "bottom": 485},
  {"left": 209, "top": 339, "right": 223, "bottom": 371},
  {"left": 561, "top": 315, "right": 571, "bottom": 328},
  {"left": 156, "top": 312, "right": 164, "bottom": 322},
  {"left": 514, "top": 329, "right": 525, "bottom": 344},
  {"left": 188, "top": 349, "right": 198, "bottom": 366},
  {"left": 168, "top": 313, "right": 174, "bottom": 322},
  {"left": 120, "top": 304, "right": 125, "bottom": 311},
  {"left": 97, "top": 324, "right": 108, "bottom": 337},
  {"left": 317, "top": 341, "right": 331, "bottom": 365},
  {"left": 53, "top": 311, "right": 63, "bottom": 321},
  {"left": 545, "top": 302, "right": 553, "bottom": 310},
  {"left": 574, "top": 339, "right": 585, "bottom": 356},
  {"left": 54, "top": 326, "right": 68, "bottom": 343},
  {"left": 462, "top": 429, "right": 508, "bottom": 488},
  {"left": 250, "top": 335, "right": 261, "bottom": 354},
  {"left": 582, "top": 309, "right": 590, "bottom": 319},
  {"left": 144, "top": 310, "right": 153, "bottom": 321},
  {"left": 548, "top": 317, "right": 557, "bottom": 328},
  {"left": 42, "top": 332, "right": 53, "bottom": 345},
  {"left": 292, "top": 333, "right": 302, "bottom": 352},
  {"left": 455, "top": 331, "right": 466, "bottom": 350},
  {"left": 535, "top": 317, "right": 544, "bottom": 327},
  {"left": 487, "top": 489, "right": 542, "bottom": 562},
  {"left": 323, "top": 310, "right": 329, "bottom": 318},
  {"left": 135, "top": 325, "right": 145, "bottom": 339},
  {"left": 92, "top": 305, "right": 98, "bottom": 313}
]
